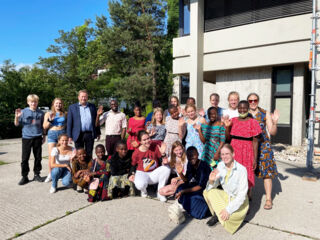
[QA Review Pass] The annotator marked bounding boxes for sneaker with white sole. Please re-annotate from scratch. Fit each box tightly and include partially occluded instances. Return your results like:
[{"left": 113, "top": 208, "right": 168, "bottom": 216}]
[
  {"left": 49, "top": 186, "right": 56, "bottom": 194},
  {"left": 44, "top": 174, "right": 52, "bottom": 183},
  {"left": 140, "top": 191, "right": 148, "bottom": 198},
  {"left": 157, "top": 193, "right": 167, "bottom": 202}
]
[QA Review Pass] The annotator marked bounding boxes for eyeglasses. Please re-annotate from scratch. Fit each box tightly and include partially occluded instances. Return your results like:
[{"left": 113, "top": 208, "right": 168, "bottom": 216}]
[{"left": 248, "top": 99, "right": 258, "bottom": 103}]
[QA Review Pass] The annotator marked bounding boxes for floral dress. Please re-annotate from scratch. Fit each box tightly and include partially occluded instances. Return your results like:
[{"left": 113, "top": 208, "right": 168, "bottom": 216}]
[
  {"left": 164, "top": 116, "right": 180, "bottom": 155},
  {"left": 185, "top": 119, "right": 204, "bottom": 157},
  {"left": 253, "top": 108, "right": 278, "bottom": 179},
  {"left": 230, "top": 118, "right": 261, "bottom": 188},
  {"left": 201, "top": 124, "right": 226, "bottom": 169}
]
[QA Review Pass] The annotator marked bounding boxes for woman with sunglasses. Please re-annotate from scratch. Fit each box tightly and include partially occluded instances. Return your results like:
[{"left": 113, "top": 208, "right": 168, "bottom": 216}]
[{"left": 247, "top": 93, "right": 279, "bottom": 210}]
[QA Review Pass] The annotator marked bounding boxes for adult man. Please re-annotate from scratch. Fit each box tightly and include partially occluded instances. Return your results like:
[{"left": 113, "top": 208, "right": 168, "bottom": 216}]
[
  {"left": 67, "top": 90, "right": 99, "bottom": 158},
  {"left": 98, "top": 100, "right": 127, "bottom": 156}
]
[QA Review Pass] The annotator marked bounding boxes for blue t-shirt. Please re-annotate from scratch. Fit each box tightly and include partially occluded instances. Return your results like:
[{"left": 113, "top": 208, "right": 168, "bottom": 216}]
[
  {"left": 19, "top": 108, "right": 44, "bottom": 139},
  {"left": 145, "top": 112, "right": 153, "bottom": 125}
]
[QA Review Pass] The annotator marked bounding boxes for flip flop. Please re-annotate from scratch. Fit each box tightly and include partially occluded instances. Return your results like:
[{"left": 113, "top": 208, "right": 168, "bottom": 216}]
[{"left": 264, "top": 199, "right": 273, "bottom": 210}]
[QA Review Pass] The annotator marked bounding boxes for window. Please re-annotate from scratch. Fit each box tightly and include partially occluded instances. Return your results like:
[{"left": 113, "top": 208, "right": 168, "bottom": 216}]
[
  {"left": 179, "top": 0, "right": 190, "bottom": 36},
  {"left": 180, "top": 75, "right": 190, "bottom": 104},
  {"left": 204, "top": 0, "right": 312, "bottom": 32}
]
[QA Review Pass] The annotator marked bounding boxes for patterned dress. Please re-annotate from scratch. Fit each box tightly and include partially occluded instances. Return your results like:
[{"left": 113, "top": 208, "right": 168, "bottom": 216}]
[
  {"left": 164, "top": 116, "right": 180, "bottom": 155},
  {"left": 230, "top": 118, "right": 261, "bottom": 188},
  {"left": 185, "top": 119, "right": 204, "bottom": 157},
  {"left": 253, "top": 108, "right": 278, "bottom": 179},
  {"left": 201, "top": 124, "right": 226, "bottom": 169},
  {"left": 88, "top": 159, "right": 111, "bottom": 202}
]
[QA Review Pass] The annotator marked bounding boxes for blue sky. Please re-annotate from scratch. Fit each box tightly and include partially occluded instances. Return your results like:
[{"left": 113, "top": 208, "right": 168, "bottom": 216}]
[{"left": 0, "top": 0, "right": 109, "bottom": 66}]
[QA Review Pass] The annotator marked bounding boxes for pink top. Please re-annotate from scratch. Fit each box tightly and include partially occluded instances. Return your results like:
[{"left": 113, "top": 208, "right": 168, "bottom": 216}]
[{"left": 127, "top": 117, "right": 145, "bottom": 150}]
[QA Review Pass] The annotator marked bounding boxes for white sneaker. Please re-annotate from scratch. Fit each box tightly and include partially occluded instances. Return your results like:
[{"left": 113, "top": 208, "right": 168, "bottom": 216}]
[
  {"left": 140, "top": 191, "right": 148, "bottom": 198},
  {"left": 44, "top": 173, "right": 52, "bottom": 183},
  {"left": 157, "top": 193, "right": 167, "bottom": 202},
  {"left": 49, "top": 186, "right": 56, "bottom": 194}
]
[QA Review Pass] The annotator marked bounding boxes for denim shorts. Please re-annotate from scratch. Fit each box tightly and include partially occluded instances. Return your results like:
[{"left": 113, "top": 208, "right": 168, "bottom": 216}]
[{"left": 47, "top": 129, "right": 66, "bottom": 143}]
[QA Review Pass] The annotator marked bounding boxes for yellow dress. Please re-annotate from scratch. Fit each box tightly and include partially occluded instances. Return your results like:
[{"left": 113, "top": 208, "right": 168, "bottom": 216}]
[{"left": 203, "top": 170, "right": 249, "bottom": 234}]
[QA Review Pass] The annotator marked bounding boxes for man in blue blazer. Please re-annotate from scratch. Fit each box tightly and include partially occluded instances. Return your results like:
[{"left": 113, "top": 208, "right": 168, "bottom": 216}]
[{"left": 67, "top": 90, "right": 100, "bottom": 158}]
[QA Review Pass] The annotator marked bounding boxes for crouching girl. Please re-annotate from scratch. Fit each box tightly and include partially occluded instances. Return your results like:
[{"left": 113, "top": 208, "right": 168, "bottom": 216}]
[{"left": 130, "top": 130, "right": 171, "bottom": 202}]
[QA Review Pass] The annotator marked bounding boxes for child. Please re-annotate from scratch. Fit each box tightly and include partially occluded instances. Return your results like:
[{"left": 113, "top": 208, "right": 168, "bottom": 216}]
[
  {"left": 205, "top": 93, "right": 224, "bottom": 122},
  {"left": 158, "top": 141, "right": 188, "bottom": 197},
  {"left": 87, "top": 144, "right": 111, "bottom": 202},
  {"left": 146, "top": 107, "right": 166, "bottom": 151},
  {"left": 199, "top": 107, "right": 226, "bottom": 169},
  {"left": 109, "top": 141, "right": 135, "bottom": 198},
  {"left": 72, "top": 148, "right": 92, "bottom": 193},
  {"left": 14, "top": 94, "right": 45, "bottom": 185},
  {"left": 175, "top": 146, "right": 211, "bottom": 219},
  {"left": 164, "top": 105, "right": 181, "bottom": 155}
]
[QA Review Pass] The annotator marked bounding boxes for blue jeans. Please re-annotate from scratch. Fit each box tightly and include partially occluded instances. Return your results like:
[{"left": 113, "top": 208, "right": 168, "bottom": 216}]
[
  {"left": 51, "top": 167, "right": 72, "bottom": 188},
  {"left": 47, "top": 129, "right": 66, "bottom": 143}
]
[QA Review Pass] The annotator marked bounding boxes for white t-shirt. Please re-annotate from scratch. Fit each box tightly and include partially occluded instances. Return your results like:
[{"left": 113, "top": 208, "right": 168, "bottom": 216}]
[
  {"left": 51, "top": 147, "right": 74, "bottom": 165},
  {"left": 223, "top": 108, "right": 239, "bottom": 119}
]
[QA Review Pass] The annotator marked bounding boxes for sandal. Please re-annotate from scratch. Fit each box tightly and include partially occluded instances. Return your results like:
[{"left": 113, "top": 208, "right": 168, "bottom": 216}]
[{"left": 264, "top": 199, "right": 273, "bottom": 210}]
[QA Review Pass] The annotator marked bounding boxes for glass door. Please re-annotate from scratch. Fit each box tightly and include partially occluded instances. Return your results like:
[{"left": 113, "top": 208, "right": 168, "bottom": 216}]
[{"left": 271, "top": 66, "right": 293, "bottom": 144}]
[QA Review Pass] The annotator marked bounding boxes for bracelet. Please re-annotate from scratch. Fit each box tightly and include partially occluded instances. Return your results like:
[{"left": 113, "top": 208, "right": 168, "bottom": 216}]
[
  {"left": 48, "top": 119, "right": 53, "bottom": 123},
  {"left": 161, "top": 153, "right": 166, "bottom": 157}
]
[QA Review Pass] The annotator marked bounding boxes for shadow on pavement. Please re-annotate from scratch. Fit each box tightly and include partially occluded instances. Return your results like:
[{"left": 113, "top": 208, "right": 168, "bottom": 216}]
[
  {"left": 246, "top": 174, "right": 283, "bottom": 221},
  {"left": 162, "top": 216, "right": 193, "bottom": 240},
  {"left": 0, "top": 152, "right": 7, "bottom": 155}
]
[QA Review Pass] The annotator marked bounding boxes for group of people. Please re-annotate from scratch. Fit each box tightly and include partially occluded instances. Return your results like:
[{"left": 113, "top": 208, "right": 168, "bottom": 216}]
[{"left": 14, "top": 89, "right": 280, "bottom": 234}]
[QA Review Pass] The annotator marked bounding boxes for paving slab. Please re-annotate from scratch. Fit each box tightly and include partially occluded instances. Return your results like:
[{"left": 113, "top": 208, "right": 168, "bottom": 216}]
[
  {"left": 0, "top": 137, "right": 319, "bottom": 240},
  {"left": 16, "top": 198, "right": 309, "bottom": 240}
]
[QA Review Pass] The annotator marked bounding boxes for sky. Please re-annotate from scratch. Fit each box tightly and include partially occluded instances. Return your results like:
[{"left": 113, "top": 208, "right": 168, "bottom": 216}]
[{"left": 0, "top": 0, "right": 109, "bottom": 67}]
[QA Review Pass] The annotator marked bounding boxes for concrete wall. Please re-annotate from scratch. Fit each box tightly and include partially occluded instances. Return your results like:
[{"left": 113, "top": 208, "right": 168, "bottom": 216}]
[
  {"left": 292, "top": 64, "right": 305, "bottom": 146},
  {"left": 202, "top": 81, "right": 217, "bottom": 111},
  {"left": 214, "top": 67, "right": 272, "bottom": 111}
]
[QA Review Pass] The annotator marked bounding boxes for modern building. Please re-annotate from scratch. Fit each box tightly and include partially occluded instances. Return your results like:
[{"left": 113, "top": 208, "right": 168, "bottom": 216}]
[{"left": 172, "top": 0, "right": 320, "bottom": 146}]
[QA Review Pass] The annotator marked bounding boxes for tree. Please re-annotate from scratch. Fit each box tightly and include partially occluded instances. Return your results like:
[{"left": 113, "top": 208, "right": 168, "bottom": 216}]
[{"left": 97, "top": 0, "right": 168, "bottom": 106}]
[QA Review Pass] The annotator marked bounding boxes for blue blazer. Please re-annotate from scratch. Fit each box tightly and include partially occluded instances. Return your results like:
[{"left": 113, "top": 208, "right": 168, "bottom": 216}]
[{"left": 67, "top": 102, "right": 99, "bottom": 141}]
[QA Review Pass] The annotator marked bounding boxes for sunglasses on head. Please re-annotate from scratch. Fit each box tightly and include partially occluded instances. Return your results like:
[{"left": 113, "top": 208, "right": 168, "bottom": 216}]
[{"left": 248, "top": 99, "right": 258, "bottom": 103}]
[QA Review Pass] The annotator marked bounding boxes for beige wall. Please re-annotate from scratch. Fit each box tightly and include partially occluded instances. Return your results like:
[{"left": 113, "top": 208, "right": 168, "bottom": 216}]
[{"left": 214, "top": 67, "right": 272, "bottom": 111}]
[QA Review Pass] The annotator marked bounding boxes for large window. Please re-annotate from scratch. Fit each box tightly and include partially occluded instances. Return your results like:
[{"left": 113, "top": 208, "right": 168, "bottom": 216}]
[
  {"left": 179, "top": 0, "right": 190, "bottom": 36},
  {"left": 204, "top": 0, "right": 312, "bottom": 32},
  {"left": 180, "top": 75, "right": 190, "bottom": 104}
]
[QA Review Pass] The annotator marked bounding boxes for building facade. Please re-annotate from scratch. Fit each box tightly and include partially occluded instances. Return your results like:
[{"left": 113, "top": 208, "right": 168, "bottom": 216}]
[{"left": 172, "top": 0, "right": 320, "bottom": 146}]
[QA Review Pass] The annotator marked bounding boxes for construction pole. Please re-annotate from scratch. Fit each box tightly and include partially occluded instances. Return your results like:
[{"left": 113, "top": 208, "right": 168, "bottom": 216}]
[{"left": 306, "top": 0, "right": 317, "bottom": 170}]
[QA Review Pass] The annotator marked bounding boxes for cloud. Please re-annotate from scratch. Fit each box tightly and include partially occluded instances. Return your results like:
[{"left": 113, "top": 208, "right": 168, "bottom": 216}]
[{"left": 15, "top": 63, "right": 34, "bottom": 70}]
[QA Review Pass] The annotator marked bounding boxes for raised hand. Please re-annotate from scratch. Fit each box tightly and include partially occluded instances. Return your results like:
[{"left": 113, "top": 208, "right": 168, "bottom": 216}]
[
  {"left": 271, "top": 109, "right": 280, "bottom": 123},
  {"left": 193, "top": 123, "right": 201, "bottom": 131},
  {"left": 15, "top": 108, "right": 22, "bottom": 118},
  {"left": 209, "top": 169, "right": 219, "bottom": 183},
  {"left": 198, "top": 108, "right": 205, "bottom": 117},
  {"left": 158, "top": 142, "right": 167, "bottom": 155},
  {"left": 97, "top": 105, "right": 104, "bottom": 116},
  {"left": 131, "top": 140, "right": 139, "bottom": 148}
]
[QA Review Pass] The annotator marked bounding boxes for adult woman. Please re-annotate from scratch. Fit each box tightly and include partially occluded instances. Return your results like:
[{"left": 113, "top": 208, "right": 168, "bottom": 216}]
[
  {"left": 146, "top": 107, "right": 166, "bottom": 151},
  {"left": 127, "top": 103, "right": 145, "bottom": 155},
  {"left": 224, "top": 101, "right": 261, "bottom": 190},
  {"left": 203, "top": 144, "right": 249, "bottom": 234},
  {"left": 179, "top": 104, "right": 206, "bottom": 157},
  {"left": 49, "top": 134, "right": 74, "bottom": 193},
  {"left": 222, "top": 91, "right": 240, "bottom": 120},
  {"left": 158, "top": 141, "right": 188, "bottom": 197},
  {"left": 164, "top": 96, "right": 181, "bottom": 118},
  {"left": 175, "top": 146, "right": 211, "bottom": 219},
  {"left": 199, "top": 107, "right": 226, "bottom": 169},
  {"left": 43, "top": 98, "right": 67, "bottom": 182},
  {"left": 247, "top": 93, "right": 279, "bottom": 209},
  {"left": 130, "top": 130, "right": 171, "bottom": 202}
]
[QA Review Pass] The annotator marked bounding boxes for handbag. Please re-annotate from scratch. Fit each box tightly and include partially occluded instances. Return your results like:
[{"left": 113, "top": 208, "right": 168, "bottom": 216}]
[{"left": 89, "top": 160, "right": 99, "bottom": 190}]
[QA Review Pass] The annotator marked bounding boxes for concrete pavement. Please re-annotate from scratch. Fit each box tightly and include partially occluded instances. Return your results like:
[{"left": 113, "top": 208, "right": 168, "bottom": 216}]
[{"left": 0, "top": 138, "right": 319, "bottom": 240}]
